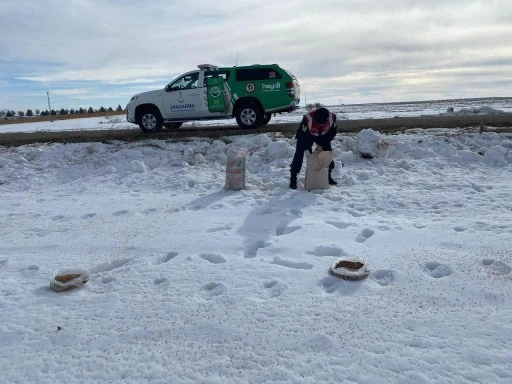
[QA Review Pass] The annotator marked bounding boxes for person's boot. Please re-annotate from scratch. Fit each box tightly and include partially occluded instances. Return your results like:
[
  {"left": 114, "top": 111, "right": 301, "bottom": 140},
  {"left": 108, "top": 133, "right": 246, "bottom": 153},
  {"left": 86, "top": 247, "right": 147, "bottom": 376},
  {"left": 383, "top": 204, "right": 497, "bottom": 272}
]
[
  {"left": 290, "top": 172, "right": 298, "bottom": 189},
  {"left": 328, "top": 169, "right": 337, "bottom": 185}
]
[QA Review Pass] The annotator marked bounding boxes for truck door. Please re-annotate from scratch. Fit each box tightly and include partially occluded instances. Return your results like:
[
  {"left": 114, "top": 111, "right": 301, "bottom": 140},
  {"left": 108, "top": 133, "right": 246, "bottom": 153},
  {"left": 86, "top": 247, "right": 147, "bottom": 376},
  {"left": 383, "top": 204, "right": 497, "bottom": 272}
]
[
  {"left": 201, "top": 71, "right": 233, "bottom": 116},
  {"left": 206, "top": 77, "right": 227, "bottom": 113},
  {"left": 162, "top": 71, "right": 201, "bottom": 119}
]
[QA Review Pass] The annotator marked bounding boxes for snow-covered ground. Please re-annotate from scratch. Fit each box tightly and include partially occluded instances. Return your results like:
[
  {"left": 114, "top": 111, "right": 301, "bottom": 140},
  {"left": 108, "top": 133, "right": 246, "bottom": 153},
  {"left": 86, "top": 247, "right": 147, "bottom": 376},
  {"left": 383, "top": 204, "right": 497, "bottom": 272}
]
[
  {"left": 1, "top": 97, "right": 511, "bottom": 134},
  {"left": 1, "top": 106, "right": 512, "bottom": 383}
]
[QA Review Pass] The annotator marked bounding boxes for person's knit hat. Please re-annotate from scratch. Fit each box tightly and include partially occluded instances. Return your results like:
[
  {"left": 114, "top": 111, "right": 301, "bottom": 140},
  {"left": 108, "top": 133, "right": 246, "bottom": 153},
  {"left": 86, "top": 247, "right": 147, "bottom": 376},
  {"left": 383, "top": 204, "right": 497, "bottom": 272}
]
[{"left": 313, "top": 107, "right": 329, "bottom": 124}]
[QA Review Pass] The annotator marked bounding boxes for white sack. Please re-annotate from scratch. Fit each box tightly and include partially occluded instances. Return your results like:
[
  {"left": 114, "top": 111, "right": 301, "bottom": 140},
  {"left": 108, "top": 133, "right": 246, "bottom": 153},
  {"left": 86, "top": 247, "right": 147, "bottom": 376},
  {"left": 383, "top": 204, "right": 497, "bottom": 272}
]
[
  {"left": 304, "top": 151, "right": 333, "bottom": 191},
  {"left": 225, "top": 150, "right": 247, "bottom": 190}
]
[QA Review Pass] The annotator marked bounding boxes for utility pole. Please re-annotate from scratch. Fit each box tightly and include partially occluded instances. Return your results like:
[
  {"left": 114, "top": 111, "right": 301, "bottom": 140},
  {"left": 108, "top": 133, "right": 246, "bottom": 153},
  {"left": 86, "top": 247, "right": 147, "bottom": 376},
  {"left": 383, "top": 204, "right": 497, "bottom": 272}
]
[{"left": 46, "top": 91, "right": 52, "bottom": 112}]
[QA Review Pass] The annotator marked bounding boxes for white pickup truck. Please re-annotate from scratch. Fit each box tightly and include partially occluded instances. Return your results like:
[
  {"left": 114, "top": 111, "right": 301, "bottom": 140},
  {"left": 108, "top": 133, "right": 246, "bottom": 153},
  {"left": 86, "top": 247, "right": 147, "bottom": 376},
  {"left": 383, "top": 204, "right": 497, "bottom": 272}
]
[{"left": 126, "top": 63, "right": 300, "bottom": 132}]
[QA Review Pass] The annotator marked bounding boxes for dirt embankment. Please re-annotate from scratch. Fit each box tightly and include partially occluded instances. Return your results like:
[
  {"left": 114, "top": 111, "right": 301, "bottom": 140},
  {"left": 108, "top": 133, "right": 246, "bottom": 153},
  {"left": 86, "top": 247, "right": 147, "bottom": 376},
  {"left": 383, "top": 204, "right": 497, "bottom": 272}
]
[{"left": 1, "top": 113, "right": 512, "bottom": 147}]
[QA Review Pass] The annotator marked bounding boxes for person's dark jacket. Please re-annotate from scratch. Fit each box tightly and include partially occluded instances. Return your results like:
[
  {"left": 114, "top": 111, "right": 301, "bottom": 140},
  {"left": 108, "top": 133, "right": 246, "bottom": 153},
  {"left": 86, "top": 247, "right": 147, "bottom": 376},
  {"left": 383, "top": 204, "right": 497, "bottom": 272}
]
[{"left": 290, "top": 108, "right": 337, "bottom": 174}]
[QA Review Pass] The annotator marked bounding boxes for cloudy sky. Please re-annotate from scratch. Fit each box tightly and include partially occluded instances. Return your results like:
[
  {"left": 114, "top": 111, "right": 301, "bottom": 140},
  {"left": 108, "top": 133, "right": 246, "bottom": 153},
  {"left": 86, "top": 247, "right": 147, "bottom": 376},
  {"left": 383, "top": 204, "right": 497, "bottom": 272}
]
[{"left": 1, "top": 0, "right": 511, "bottom": 112}]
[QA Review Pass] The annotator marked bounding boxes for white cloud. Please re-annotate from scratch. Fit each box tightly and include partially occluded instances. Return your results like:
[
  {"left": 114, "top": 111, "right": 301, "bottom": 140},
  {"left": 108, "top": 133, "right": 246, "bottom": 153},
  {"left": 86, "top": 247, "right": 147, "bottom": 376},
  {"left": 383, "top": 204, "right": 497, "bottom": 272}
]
[
  {"left": 1, "top": 0, "right": 511, "bottom": 109},
  {"left": 16, "top": 66, "right": 179, "bottom": 83},
  {"left": 52, "top": 88, "right": 91, "bottom": 96}
]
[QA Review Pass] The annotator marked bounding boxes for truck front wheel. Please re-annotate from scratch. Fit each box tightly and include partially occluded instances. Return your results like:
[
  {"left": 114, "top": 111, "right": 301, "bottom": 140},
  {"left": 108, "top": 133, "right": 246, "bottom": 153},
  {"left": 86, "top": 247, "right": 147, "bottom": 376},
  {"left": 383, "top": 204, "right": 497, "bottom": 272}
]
[
  {"left": 138, "top": 107, "right": 163, "bottom": 133},
  {"left": 235, "top": 102, "right": 262, "bottom": 129}
]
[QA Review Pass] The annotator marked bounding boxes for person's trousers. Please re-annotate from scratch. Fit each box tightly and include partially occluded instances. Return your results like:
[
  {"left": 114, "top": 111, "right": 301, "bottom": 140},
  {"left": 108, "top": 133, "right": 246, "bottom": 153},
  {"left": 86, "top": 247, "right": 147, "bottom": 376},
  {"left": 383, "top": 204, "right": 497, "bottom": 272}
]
[{"left": 290, "top": 129, "right": 334, "bottom": 174}]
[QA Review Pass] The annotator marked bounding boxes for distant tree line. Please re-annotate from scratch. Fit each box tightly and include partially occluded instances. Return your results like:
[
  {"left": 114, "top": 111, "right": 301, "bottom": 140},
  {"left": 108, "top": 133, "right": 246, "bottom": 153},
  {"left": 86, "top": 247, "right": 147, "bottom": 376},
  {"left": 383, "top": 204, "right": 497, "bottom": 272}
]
[
  {"left": 305, "top": 102, "right": 325, "bottom": 111},
  {"left": 0, "top": 105, "right": 124, "bottom": 118}
]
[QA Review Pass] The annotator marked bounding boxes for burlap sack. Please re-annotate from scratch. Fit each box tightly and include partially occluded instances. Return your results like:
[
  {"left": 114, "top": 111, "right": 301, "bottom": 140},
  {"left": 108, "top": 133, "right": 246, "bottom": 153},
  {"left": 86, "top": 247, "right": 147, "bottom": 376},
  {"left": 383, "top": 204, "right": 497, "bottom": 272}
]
[
  {"left": 304, "top": 151, "right": 333, "bottom": 191},
  {"left": 225, "top": 150, "right": 247, "bottom": 190}
]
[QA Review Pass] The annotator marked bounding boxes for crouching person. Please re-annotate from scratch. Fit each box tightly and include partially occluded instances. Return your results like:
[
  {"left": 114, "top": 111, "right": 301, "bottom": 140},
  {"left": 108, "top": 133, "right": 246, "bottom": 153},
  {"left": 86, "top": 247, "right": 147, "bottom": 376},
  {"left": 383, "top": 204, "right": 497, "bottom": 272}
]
[{"left": 290, "top": 107, "right": 337, "bottom": 189}]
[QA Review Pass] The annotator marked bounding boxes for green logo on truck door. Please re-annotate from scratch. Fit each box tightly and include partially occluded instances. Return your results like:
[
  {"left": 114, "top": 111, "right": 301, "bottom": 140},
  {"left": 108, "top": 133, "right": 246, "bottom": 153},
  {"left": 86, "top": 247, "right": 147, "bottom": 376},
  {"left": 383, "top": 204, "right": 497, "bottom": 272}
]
[
  {"left": 207, "top": 77, "right": 227, "bottom": 113},
  {"left": 210, "top": 86, "right": 221, "bottom": 98}
]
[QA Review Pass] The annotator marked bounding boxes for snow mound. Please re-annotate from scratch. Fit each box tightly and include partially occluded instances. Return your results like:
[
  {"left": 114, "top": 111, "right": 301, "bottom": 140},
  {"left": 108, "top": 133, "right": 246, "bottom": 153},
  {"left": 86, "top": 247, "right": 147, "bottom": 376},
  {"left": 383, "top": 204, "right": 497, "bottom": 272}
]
[
  {"left": 448, "top": 106, "right": 505, "bottom": 115},
  {"left": 339, "top": 151, "right": 356, "bottom": 164},
  {"left": 355, "top": 129, "right": 388, "bottom": 159},
  {"left": 264, "top": 140, "right": 295, "bottom": 160},
  {"left": 483, "top": 145, "right": 508, "bottom": 166},
  {"left": 457, "top": 150, "right": 482, "bottom": 163}
]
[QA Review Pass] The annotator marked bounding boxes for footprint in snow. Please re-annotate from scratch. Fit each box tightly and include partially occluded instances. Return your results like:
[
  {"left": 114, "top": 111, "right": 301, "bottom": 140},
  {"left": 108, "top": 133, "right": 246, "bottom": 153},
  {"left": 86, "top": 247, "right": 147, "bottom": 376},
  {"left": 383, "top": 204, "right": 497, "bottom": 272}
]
[
  {"left": 101, "top": 276, "right": 115, "bottom": 284},
  {"left": 21, "top": 265, "right": 39, "bottom": 277},
  {"left": 155, "top": 252, "right": 178, "bottom": 264},
  {"left": 261, "top": 280, "right": 285, "bottom": 298},
  {"left": 201, "top": 281, "right": 227, "bottom": 297},
  {"left": 481, "top": 259, "right": 511, "bottom": 276},
  {"left": 422, "top": 262, "right": 453, "bottom": 278},
  {"left": 325, "top": 220, "right": 355, "bottom": 230},
  {"left": 289, "top": 208, "right": 302, "bottom": 217},
  {"left": 302, "top": 333, "right": 336, "bottom": 352},
  {"left": 271, "top": 257, "right": 313, "bottom": 270},
  {"left": 80, "top": 213, "right": 96, "bottom": 219},
  {"left": 307, "top": 245, "right": 346, "bottom": 258},
  {"left": 260, "top": 280, "right": 286, "bottom": 299},
  {"left": 356, "top": 228, "right": 375, "bottom": 243},
  {"left": 199, "top": 253, "right": 227, "bottom": 264},
  {"left": 0, "top": 260, "right": 7, "bottom": 267},
  {"left": 256, "top": 207, "right": 281, "bottom": 216},
  {"left": 142, "top": 208, "right": 157, "bottom": 215},
  {"left": 89, "top": 258, "right": 132, "bottom": 274},
  {"left": 189, "top": 204, "right": 205, "bottom": 211},
  {"left": 275, "top": 223, "right": 301, "bottom": 236},
  {"left": 112, "top": 210, "right": 129, "bottom": 217},
  {"left": 318, "top": 275, "right": 362, "bottom": 295},
  {"left": 370, "top": 269, "right": 396, "bottom": 286},
  {"left": 154, "top": 277, "right": 168, "bottom": 285},
  {"left": 347, "top": 209, "right": 365, "bottom": 218},
  {"left": 244, "top": 240, "right": 269, "bottom": 259},
  {"left": 319, "top": 276, "right": 340, "bottom": 294},
  {"left": 51, "top": 215, "right": 68, "bottom": 221},
  {"left": 206, "top": 224, "right": 234, "bottom": 233}
]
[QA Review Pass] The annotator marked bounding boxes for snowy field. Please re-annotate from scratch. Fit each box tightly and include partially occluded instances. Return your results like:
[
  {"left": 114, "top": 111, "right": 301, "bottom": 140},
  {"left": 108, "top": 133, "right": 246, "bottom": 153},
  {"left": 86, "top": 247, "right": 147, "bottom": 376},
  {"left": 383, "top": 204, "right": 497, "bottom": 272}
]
[
  {"left": 1, "top": 102, "right": 512, "bottom": 383},
  {"left": 1, "top": 97, "right": 511, "bottom": 134}
]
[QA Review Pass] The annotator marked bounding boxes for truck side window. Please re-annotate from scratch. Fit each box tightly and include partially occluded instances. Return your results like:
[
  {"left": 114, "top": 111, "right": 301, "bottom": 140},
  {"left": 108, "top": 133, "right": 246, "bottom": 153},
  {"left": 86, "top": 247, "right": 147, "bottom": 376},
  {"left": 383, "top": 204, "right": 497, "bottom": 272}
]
[
  {"left": 203, "top": 71, "right": 229, "bottom": 87},
  {"left": 186, "top": 72, "right": 199, "bottom": 89},
  {"left": 168, "top": 72, "right": 199, "bottom": 91},
  {"left": 235, "top": 68, "right": 283, "bottom": 81}
]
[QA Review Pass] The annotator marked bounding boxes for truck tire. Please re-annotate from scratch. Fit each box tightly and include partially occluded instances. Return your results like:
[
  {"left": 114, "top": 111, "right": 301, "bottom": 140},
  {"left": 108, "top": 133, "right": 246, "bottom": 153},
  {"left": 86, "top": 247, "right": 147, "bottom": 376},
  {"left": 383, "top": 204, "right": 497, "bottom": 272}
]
[
  {"left": 163, "top": 122, "right": 183, "bottom": 130},
  {"left": 235, "top": 102, "right": 262, "bottom": 129},
  {"left": 138, "top": 107, "right": 163, "bottom": 133}
]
